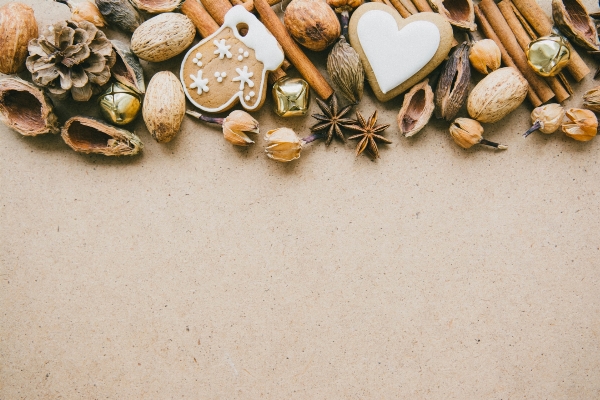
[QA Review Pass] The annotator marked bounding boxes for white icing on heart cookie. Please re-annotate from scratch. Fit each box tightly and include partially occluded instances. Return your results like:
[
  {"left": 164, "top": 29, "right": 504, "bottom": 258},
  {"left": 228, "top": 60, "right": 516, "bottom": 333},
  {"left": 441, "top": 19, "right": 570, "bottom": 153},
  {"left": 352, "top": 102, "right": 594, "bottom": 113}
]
[
  {"left": 180, "top": 6, "right": 285, "bottom": 113},
  {"left": 357, "top": 11, "right": 440, "bottom": 94}
]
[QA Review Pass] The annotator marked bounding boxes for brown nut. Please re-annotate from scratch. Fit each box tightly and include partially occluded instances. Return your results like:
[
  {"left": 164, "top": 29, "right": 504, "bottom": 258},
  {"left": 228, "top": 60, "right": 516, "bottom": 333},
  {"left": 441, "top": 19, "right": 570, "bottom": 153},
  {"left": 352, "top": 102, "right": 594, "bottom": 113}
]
[
  {"left": 284, "top": 0, "right": 341, "bottom": 52},
  {"left": 131, "top": 13, "right": 195, "bottom": 62},
  {"left": 0, "top": 3, "right": 38, "bottom": 74},
  {"left": 143, "top": 71, "right": 186, "bottom": 143}
]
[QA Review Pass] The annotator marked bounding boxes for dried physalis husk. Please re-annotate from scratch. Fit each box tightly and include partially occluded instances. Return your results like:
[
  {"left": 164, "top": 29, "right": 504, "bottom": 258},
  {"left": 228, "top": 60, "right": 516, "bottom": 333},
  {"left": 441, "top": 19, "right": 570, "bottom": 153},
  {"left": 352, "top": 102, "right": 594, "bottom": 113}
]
[
  {"left": 523, "top": 103, "right": 565, "bottom": 137},
  {"left": 435, "top": 41, "right": 471, "bottom": 121},
  {"left": 62, "top": 116, "right": 143, "bottom": 156},
  {"left": 449, "top": 118, "right": 507, "bottom": 149},
  {"left": 0, "top": 3, "right": 38, "bottom": 74},
  {"left": 0, "top": 78, "right": 59, "bottom": 136},
  {"left": 427, "top": 0, "right": 476, "bottom": 31},
  {"left": 95, "top": 0, "right": 143, "bottom": 33},
  {"left": 561, "top": 108, "right": 598, "bottom": 141},
  {"left": 583, "top": 86, "right": 600, "bottom": 112},
  {"left": 55, "top": 0, "right": 106, "bottom": 27},
  {"left": 186, "top": 109, "right": 259, "bottom": 146},
  {"left": 131, "top": 0, "right": 183, "bottom": 13},
  {"left": 264, "top": 128, "right": 302, "bottom": 162},
  {"left": 397, "top": 79, "right": 434, "bottom": 137},
  {"left": 469, "top": 39, "right": 501, "bottom": 75},
  {"left": 111, "top": 40, "right": 145, "bottom": 94},
  {"left": 327, "top": 36, "right": 364, "bottom": 104},
  {"left": 552, "top": 0, "right": 599, "bottom": 51},
  {"left": 467, "top": 67, "right": 528, "bottom": 123}
]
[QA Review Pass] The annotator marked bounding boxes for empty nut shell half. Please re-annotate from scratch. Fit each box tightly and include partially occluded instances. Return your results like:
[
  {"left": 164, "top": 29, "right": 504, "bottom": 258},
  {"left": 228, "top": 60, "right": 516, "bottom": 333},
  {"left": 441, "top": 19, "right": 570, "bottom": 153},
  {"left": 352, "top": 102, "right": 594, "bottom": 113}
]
[
  {"left": 427, "top": 0, "right": 476, "bottom": 31},
  {"left": 397, "top": 79, "right": 434, "bottom": 137},
  {"left": 130, "top": 0, "right": 183, "bottom": 13},
  {"left": 62, "top": 116, "right": 143, "bottom": 155},
  {"left": 111, "top": 40, "right": 145, "bottom": 93},
  {"left": 552, "top": 0, "right": 599, "bottom": 51},
  {"left": 0, "top": 77, "right": 59, "bottom": 136}
]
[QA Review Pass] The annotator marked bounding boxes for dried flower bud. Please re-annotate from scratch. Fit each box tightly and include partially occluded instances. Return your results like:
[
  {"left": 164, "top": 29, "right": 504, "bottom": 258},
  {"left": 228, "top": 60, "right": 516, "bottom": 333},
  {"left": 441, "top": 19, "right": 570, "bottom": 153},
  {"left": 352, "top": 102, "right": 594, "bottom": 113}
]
[
  {"left": 264, "top": 128, "right": 302, "bottom": 162},
  {"left": 327, "top": 36, "right": 364, "bottom": 104},
  {"left": 469, "top": 39, "right": 501, "bottom": 75},
  {"left": 562, "top": 108, "right": 598, "bottom": 142},
  {"left": 523, "top": 103, "right": 565, "bottom": 137},
  {"left": 223, "top": 110, "right": 259, "bottom": 146},
  {"left": 583, "top": 86, "right": 600, "bottom": 112},
  {"left": 449, "top": 118, "right": 507, "bottom": 150}
]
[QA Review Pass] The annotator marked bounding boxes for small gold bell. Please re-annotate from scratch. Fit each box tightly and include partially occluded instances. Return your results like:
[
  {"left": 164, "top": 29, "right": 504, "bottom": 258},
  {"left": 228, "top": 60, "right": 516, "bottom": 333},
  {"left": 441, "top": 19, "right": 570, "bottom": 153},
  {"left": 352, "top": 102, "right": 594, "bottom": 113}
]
[
  {"left": 526, "top": 34, "right": 570, "bottom": 77},
  {"left": 272, "top": 76, "right": 310, "bottom": 117},
  {"left": 98, "top": 82, "right": 142, "bottom": 125}
]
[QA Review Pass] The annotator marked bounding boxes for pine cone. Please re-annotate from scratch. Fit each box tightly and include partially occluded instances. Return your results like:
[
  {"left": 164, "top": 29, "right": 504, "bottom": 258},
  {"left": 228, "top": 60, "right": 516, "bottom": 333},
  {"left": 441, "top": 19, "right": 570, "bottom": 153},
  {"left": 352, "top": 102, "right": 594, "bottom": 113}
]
[{"left": 26, "top": 20, "right": 115, "bottom": 101}]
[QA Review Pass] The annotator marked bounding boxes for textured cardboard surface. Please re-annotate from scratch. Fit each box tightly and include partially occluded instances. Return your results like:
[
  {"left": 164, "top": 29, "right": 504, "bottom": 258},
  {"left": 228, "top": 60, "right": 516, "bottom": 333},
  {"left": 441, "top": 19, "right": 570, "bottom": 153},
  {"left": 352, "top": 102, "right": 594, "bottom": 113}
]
[{"left": 1, "top": 1, "right": 600, "bottom": 398}]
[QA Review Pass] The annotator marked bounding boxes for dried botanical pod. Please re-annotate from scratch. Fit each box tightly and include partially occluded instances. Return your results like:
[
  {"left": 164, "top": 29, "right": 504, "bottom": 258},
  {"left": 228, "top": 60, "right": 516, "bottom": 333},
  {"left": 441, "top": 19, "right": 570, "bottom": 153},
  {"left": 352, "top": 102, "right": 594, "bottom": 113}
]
[
  {"left": 435, "top": 42, "right": 471, "bottom": 121},
  {"left": 552, "top": 0, "right": 598, "bottom": 51},
  {"left": 583, "top": 86, "right": 600, "bottom": 112},
  {"left": 55, "top": 0, "right": 106, "bottom": 27},
  {"left": 186, "top": 109, "right": 259, "bottom": 146},
  {"left": 0, "top": 3, "right": 38, "bottom": 74},
  {"left": 95, "top": 0, "right": 143, "bottom": 33},
  {"left": 523, "top": 104, "right": 565, "bottom": 137},
  {"left": 427, "top": 0, "right": 476, "bottom": 31},
  {"left": 397, "top": 79, "right": 434, "bottom": 137},
  {"left": 467, "top": 67, "right": 528, "bottom": 123},
  {"left": 130, "top": 0, "right": 183, "bottom": 13},
  {"left": 131, "top": 13, "right": 195, "bottom": 62},
  {"left": 62, "top": 116, "right": 143, "bottom": 155},
  {"left": 264, "top": 128, "right": 303, "bottom": 162},
  {"left": 143, "top": 71, "right": 186, "bottom": 143},
  {"left": 561, "top": 108, "right": 598, "bottom": 141},
  {"left": 449, "top": 118, "right": 507, "bottom": 149},
  {"left": 327, "top": 36, "right": 364, "bottom": 104},
  {"left": 284, "top": 0, "right": 341, "bottom": 51},
  {"left": 469, "top": 39, "right": 501, "bottom": 75},
  {"left": 111, "top": 40, "right": 145, "bottom": 94},
  {"left": 0, "top": 78, "right": 60, "bottom": 136}
]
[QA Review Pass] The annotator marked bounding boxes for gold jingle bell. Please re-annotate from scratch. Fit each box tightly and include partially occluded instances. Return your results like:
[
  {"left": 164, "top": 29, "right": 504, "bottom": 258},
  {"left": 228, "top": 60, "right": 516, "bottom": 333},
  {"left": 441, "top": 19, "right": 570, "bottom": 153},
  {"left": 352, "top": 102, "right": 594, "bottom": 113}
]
[
  {"left": 526, "top": 34, "right": 571, "bottom": 77},
  {"left": 98, "top": 82, "right": 142, "bottom": 125},
  {"left": 272, "top": 76, "right": 310, "bottom": 117}
]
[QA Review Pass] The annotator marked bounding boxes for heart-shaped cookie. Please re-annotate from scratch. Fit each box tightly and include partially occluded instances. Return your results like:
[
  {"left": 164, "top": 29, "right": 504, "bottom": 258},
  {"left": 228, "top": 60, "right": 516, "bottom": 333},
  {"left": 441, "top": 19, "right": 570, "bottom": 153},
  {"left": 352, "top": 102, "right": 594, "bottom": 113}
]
[{"left": 349, "top": 3, "right": 453, "bottom": 102}]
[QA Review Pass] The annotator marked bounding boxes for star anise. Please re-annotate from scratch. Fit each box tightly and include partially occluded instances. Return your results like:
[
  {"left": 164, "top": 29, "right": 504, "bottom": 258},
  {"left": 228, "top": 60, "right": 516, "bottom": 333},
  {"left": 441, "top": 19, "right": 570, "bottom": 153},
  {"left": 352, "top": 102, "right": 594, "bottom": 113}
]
[
  {"left": 310, "top": 94, "right": 354, "bottom": 145},
  {"left": 347, "top": 110, "right": 391, "bottom": 158}
]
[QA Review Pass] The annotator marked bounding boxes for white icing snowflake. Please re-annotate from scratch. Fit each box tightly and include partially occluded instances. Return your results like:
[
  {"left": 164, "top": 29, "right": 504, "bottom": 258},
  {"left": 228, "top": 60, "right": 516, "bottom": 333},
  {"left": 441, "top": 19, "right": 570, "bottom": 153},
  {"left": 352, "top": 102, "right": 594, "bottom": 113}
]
[
  {"left": 232, "top": 66, "right": 254, "bottom": 91},
  {"left": 189, "top": 70, "right": 209, "bottom": 95},
  {"left": 237, "top": 48, "right": 249, "bottom": 61},
  {"left": 192, "top": 52, "right": 203, "bottom": 67},
  {"left": 213, "top": 39, "right": 232, "bottom": 59},
  {"left": 244, "top": 91, "right": 256, "bottom": 102},
  {"left": 214, "top": 71, "right": 227, "bottom": 83}
]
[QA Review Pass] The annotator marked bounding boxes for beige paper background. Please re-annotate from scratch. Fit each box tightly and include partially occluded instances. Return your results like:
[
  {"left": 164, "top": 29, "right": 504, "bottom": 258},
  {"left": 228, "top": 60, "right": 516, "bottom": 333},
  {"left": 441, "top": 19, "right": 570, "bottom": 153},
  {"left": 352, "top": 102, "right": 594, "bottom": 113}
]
[{"left": 1, "top": 0, "right": 600, "bottom": 398}]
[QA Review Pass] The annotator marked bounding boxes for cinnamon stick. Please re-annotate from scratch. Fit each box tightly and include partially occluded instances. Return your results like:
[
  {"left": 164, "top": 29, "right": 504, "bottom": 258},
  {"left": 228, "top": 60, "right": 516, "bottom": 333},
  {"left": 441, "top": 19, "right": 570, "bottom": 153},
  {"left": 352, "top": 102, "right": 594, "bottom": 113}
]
[
  {"left": 200, "top": 0, "right": 232, "bottom": 25},
  {"left": 389, "top": 0, "right": 412, "bottom": 18},
  {"left": 253, "top": 0, "right": 334, "bottom": 100},
  {"left": 511, "top": 0, "right": 590, "bottom": 82},
  {"left": 479, "top": 0, "right": 554, "bottom": 103},
  {"left": 497, "top": 0, "right": 569, "bottom": 102},
  {"left": 410, "top": 0, "right": 433, "bottom": 12},
  {"left": 400, "top": 0, "right": 418, "bottom": 14},
  {"left": 474, "top": 5, "right": 541, "bottom": 106},
  {"left": 181, "top": 0, "right": 220, "bottom": 38}
]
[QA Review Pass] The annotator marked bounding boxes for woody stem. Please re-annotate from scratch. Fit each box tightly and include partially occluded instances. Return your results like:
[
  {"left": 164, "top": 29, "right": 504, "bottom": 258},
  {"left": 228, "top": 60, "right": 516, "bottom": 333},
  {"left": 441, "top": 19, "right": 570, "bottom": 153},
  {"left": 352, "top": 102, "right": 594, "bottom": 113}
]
[
  {"left": 340, "top": 10, "right": 350, "bottom": 40},
  {"left": 479, "top": 138, "right": 508, "bottom": 149},
  {"left": 301, "top": 133, "right": 324, "bottom": 145},
  {"left": 523, "top": 120, "right": 541, "bottom": 138},
  {"left": 186, "top": 110, "right": 224, "bottom": 125}
]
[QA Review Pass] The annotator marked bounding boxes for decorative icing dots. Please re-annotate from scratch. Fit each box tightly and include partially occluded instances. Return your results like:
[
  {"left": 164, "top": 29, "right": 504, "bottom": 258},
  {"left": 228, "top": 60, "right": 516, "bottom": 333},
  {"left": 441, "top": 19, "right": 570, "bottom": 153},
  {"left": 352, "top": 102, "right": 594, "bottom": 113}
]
[
  {"left": 244, "top": 91, "right": 256, "bottom": 102},
  {"left": 237, "top": 48, "right": 250, "bottom": 62},
  {"left": 213, "top": 39, "right": 232, "bottom": 59},
  {"left": 232, "top": 66, "right": 254, "bottom": 91},
  {"left": 189, "top": 70, "right": 209, "bottom": 95},
  {"left": 192, "top": 52, "right": 203, "bottom": 67},
  {"left": 214, "top": 71, "right": 227, "bottom": 83}
]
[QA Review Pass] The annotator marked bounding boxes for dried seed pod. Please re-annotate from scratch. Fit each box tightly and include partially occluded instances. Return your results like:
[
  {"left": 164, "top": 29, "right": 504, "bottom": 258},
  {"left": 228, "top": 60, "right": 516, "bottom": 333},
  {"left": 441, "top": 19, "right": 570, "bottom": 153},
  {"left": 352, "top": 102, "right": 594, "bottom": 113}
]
[
  {"left": 469, "top": 39, "right": 501, "bottom": 75},
  {"left": 0, "top": 78, "right": 60, "bottom": 136},
  {"left": 55, "top": 0, "right": 106, "bottom": 27},
  {"left": 131, "top": 13, "right": 195, "bottom": 62},
  {"left": 284, "top": 0, "right": 341, "bottom": 51},
  {"left": 143, "top": 71, "right": 185, "bottom": 143},
  {"left": 186, "top": 109, "right": 259, "bottom": 146},
  {"left": 561, "top": 108, "right": 598, "bottom": 141},
  {"left": 62, "top": 116, "right": 143, "bottom": 155},
  {"left": 467, "top": 67, "right": 528, "bottom": 123},
  {"left": 111, "top": 40, "right": 145, "bottom": 94},
  {"left": 130, "top": 0, "right": 183, "bottom": 13},
  {"left": 523, "top": 104, "right": 565, "bottom": 137},
  {"left": 449, "top": 118, "right": 507, "bottom": 149},
  {"left": 435, "top": 41, "right": 471, "bottom": 121},
  {"left": 95, "top": 0, "right": 143, "bottom": 33},
  {"left": 0, "top": 3, "right": 38, "bottom": 74},
  {"left": 264, "top": 127, "right": 303, "bottom": 162},
  {"left": 327, "top": 36, "right": 364, "bottom": 104},
  {"left": 583, "top": 86, "right": 600, "bottom": 112},
  {"left": 397, "top": 79, "right": 434, "bottom": 137},
  {"left": 427, "top": 0, "right": 476, "bottom": 31},
  {"left": 552, "top": 0, "right": 599, "bottom": 51}
]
